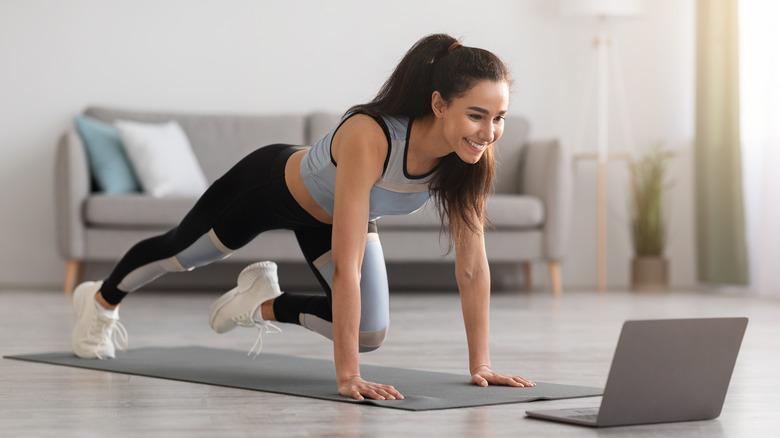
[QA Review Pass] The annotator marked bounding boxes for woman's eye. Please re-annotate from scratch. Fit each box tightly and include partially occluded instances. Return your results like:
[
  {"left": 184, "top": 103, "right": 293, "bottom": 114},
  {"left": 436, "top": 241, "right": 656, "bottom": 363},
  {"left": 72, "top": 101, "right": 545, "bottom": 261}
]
[{"left": 469, "top": 114, "right": 483, "bottom": 120}]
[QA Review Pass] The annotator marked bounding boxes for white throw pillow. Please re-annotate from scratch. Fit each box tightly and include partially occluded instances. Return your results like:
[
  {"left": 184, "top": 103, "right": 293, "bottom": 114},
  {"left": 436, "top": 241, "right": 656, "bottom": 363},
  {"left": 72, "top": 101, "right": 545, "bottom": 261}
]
[{"left": 115, "top": 120, "right": 209, "bottom": 198}]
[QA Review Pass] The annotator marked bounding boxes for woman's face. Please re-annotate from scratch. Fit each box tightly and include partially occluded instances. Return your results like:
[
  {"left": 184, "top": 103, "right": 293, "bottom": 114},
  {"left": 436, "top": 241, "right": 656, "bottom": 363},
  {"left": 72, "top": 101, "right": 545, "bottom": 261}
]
[{"left": 434, "top": 80, "right": 510, "bottom": 164}]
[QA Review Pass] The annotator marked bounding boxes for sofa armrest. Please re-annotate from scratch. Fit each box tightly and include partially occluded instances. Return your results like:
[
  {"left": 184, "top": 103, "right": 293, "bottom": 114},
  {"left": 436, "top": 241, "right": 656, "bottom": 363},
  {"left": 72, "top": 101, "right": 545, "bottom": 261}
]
[
  {"left": 54, "top": 129, "right": 90, "bottom": 260},
  {"left": 520, "top": 139, "right": 571, "bottom": 260}
]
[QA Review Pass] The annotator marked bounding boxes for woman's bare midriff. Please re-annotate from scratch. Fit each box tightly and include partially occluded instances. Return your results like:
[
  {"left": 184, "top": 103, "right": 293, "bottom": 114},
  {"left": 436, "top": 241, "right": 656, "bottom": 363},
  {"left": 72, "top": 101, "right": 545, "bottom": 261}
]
[{"left": 285, "top": 149, "right": 334, "bottom": 225}]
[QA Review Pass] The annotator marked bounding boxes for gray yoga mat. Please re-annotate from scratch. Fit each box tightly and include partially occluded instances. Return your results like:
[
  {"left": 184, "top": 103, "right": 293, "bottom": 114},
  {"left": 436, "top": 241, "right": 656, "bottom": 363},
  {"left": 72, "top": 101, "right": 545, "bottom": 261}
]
[{"left": 6, "top": 346, "right": 602, "bottom": 411}]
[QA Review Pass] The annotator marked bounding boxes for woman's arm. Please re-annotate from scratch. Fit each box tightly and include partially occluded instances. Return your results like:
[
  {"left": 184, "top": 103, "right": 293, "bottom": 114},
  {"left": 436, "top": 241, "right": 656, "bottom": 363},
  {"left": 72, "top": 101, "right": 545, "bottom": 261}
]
[
  {"left": 330, "top": 115, "right": 403, "bottom": 401},
  {"left": 454, "top": 226, "right": 536, "bottom": 388}
]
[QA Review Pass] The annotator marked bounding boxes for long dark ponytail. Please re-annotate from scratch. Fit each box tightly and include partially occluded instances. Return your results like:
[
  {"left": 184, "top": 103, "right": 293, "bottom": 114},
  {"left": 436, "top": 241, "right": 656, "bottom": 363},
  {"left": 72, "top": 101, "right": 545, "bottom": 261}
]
[{"left": 349, "top": 34, "right": 511, "bottom": 244}]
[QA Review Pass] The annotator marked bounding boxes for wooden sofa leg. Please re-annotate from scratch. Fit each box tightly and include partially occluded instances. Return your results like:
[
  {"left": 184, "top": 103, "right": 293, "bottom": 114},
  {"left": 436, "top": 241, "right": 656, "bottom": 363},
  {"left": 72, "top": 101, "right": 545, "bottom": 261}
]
[
  {"left": 64, "top": 260, "right": 83, "bottom": 295},
  {"left": 548, "top": 261, "right": 563, "bottom": 297},
  {"left": 523, "top": 262, "right": 533, "bottom": 290}
]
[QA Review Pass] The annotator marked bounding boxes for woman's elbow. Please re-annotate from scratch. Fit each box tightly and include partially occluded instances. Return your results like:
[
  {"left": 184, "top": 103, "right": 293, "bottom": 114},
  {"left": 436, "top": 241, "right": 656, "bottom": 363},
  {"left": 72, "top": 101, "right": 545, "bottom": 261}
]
[{"left": 456, "top": 263, "right": 489, "bottom": 286}]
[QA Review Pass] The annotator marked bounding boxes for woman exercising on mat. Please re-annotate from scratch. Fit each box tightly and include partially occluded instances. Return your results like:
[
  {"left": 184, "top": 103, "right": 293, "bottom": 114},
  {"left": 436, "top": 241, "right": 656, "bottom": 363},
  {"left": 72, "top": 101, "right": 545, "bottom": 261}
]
[{"left": 71, "top": 33, "right": 535, "bottom": 401}]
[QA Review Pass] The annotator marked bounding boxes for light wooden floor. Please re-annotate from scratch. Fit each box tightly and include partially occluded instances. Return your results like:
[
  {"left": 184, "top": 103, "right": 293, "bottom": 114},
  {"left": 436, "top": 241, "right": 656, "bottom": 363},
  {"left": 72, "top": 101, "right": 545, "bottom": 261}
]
[{"left": 2, "top": 286, "right": 779, "bottom": 437}]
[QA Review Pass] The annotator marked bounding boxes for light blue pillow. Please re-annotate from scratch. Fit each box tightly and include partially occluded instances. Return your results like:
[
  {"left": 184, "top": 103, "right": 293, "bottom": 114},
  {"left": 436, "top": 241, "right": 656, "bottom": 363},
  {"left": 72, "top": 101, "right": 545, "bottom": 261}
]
[{"left": 74, "top": 115, "right": 141, "bottom": 193}]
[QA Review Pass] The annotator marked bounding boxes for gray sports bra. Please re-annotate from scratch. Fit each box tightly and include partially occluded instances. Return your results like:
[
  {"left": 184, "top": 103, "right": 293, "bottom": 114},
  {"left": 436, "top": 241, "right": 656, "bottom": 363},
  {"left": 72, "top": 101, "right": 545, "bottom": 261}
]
[{"left": 299, "top": 114, "right": 435, "bottom": 221}]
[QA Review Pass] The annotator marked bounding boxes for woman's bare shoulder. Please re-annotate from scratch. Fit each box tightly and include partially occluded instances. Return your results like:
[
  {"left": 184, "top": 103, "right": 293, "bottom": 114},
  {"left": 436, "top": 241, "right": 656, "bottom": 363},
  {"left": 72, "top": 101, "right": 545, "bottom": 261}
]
[{"left": 331, "top": 114, "right": 389, "bottom": 164}]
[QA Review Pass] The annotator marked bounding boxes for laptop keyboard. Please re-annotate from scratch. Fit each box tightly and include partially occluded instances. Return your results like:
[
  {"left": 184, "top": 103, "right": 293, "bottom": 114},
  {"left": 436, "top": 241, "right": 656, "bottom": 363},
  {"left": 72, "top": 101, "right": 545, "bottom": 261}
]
[
  {"left": 569, "top": 408, "right": 599, "bottom": 422},
  {"left": 570, "top": 413, "right": 598, "bottom": 422}
]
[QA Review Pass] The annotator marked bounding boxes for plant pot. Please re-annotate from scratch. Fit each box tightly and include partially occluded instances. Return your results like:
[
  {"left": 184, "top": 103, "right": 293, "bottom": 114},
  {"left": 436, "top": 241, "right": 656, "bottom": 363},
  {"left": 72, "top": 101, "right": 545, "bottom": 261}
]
[{"left": 631, "top": 256, "right": 669, "bottom": 292}]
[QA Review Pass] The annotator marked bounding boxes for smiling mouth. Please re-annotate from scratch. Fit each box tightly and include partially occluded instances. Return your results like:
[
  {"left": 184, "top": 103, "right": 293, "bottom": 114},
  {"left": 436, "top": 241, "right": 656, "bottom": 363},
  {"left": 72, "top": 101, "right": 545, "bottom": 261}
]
[{"left": 465, "top": 138, "right": 487, "bottom": 151}]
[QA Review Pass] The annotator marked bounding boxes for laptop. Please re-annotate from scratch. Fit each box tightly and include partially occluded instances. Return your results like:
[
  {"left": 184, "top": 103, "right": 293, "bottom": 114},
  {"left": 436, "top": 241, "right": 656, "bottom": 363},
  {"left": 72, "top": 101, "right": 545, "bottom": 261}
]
[{"left": 526, "top": 317, "right": 748, "bottom": 427}]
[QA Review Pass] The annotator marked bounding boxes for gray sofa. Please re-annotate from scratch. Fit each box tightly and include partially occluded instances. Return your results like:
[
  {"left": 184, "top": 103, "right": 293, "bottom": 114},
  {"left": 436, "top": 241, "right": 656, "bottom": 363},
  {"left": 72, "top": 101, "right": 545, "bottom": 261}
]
[{"left": 55, "top": 106, "right": 570, "bottom": 295}]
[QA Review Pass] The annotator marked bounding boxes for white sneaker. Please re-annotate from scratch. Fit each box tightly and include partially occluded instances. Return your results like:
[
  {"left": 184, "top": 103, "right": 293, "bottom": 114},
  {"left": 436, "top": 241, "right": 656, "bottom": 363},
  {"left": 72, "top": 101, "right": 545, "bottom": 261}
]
[
  {"left": 209, "top": 261, "right": 283, "bottom": 356},
  {"left": 71, "top": 281, "right": 128, "bottom": 359}
]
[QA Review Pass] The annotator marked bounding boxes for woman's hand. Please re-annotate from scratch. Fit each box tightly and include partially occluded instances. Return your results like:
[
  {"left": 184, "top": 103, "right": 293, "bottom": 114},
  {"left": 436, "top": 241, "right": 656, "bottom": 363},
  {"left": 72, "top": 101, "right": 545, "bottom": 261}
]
[
  {"left": 470, "top": 365, "right": 536, "bottom": 388},
  {"left": 339, "top": 375, "right": 404, "bottom": 401}
]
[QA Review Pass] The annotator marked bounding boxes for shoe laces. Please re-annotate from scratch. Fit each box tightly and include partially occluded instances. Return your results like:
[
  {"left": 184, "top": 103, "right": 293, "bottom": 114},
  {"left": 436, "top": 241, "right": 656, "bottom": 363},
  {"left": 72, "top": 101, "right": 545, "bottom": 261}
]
[
  {"left": 89, "top": 314, "right": 129, "bottom": 359},
  {"left": 244, "top": 321, "right": 282, "bottom": 359},
  {"left": 231, "top": 307, "right": 282, "bottom": 358}
]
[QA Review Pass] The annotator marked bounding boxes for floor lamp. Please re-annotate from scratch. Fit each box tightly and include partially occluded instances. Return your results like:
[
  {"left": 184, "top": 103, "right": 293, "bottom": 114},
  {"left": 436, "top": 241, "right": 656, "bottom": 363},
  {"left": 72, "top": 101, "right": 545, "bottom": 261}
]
[{"left": 561, "top": 0, "right": 644, "bottom": 292}]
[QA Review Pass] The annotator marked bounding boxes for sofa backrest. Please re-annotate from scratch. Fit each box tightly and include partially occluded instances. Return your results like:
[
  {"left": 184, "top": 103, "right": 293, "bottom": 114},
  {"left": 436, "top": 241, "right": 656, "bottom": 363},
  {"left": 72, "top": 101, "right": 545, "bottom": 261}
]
[
  {"left": 85, "top": 107, "right": 307, "bottom": 183},
  {"left": 306, "top": 112, "right": 342, "bottom": 145},
  {"left": 84, "top": 107, "right": 529, "bottom": 192},
  {"left": 306, "top": 112, "right": 531, "bottom": 195},
  {"left": 492, "top": 116, "right": 530, "bottom": 194}
]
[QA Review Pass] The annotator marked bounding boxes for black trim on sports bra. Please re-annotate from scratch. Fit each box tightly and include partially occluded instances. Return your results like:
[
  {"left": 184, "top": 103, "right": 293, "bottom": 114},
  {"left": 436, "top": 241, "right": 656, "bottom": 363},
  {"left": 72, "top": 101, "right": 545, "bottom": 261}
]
[
  {"left": 328, "top": 112, "right": 392, "bottom": 176},
  {"left": 403, "top": 118, "right": 440, "bottom": 180}
]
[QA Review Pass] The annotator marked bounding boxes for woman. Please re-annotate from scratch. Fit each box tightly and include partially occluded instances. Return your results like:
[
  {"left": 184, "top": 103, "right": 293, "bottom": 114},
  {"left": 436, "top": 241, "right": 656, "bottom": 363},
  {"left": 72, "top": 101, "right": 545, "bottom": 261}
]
[{"left": 71, "top": 33, "right": 535, "bottom": 401}]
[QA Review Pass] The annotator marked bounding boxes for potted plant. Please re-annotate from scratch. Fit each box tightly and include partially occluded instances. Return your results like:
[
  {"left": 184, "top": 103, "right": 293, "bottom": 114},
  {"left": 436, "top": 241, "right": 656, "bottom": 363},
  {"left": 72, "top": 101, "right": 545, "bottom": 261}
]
[{"left": 628, "top": 145, "right": 672, "bottom": 291}]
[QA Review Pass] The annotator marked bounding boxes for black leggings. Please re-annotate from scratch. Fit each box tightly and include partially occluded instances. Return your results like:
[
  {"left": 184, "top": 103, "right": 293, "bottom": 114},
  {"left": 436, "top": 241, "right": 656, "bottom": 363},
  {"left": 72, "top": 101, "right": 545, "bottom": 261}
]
[{"left": 100, "top": 145, "right": 390, "bottom": 350}]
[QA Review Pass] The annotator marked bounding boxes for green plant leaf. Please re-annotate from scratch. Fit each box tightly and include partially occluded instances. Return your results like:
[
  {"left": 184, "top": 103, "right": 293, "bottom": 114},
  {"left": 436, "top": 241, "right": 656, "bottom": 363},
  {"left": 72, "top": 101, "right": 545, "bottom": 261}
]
[{"left": 628, "top": 145, "right": 671, "bottom": 256}]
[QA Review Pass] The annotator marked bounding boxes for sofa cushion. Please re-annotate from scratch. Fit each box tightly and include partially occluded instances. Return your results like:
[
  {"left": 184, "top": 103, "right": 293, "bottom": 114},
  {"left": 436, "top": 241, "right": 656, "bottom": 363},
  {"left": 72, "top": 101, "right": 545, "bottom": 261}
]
[
  {"left": 487, "top": 194, "right": 545, "bottom": 228},
  {"left": 115, "top": 120, "right": 209, "bottom": 198},
  {"left": 84, "top": 194, "right": 197, "bottom": 228},
  {"left": 74, "top": 115, "right": 142, "bottom": 194},
  {"left": 85, "top": 192, "right": 544, "bottom": 231},
  {"left": 377, "top": 194, "right": 543, "bottom": 230}
]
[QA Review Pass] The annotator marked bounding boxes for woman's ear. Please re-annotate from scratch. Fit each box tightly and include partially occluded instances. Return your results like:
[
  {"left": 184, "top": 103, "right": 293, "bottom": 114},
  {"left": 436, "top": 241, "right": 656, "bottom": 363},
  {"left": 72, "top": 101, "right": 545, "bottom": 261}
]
[{"left": 431, "top": 91, "right": 447, "bottom": 118}]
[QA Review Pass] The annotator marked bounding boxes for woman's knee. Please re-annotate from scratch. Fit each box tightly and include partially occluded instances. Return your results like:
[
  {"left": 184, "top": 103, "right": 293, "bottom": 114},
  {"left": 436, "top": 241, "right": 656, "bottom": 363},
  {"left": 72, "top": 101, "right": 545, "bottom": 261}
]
[{"left": 359, "top": 325, "right": 388, "bottom": 352}]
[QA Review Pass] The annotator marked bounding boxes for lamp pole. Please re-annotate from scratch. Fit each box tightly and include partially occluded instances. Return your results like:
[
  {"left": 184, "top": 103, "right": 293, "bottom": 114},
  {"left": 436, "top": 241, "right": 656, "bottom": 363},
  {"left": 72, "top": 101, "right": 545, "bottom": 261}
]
[
  {"left": 597, "top": 30, "right": 610, "bottom": 292},
  {"left": 562, "top": 0, "right": 643, "bottom": 292}
]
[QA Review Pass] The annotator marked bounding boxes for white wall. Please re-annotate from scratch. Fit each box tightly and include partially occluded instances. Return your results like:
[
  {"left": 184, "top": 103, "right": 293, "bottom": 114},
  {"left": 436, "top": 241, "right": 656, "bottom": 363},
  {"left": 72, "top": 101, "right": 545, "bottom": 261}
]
[
  {"left": 741, "top": 0, "right": 780, "bottom": 297},
  {"left": 0, "top": 0, "right": 696, "bottom": 290}
]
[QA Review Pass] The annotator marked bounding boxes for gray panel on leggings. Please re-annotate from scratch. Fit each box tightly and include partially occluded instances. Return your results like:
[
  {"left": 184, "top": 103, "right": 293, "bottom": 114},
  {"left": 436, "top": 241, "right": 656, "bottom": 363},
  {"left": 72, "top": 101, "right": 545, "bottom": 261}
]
[
  {"left": 175, "top": 233, "right": 230, "bottom": 270},
  {"left": 315, "top": 238, "right": 390, "bottom": 333}
]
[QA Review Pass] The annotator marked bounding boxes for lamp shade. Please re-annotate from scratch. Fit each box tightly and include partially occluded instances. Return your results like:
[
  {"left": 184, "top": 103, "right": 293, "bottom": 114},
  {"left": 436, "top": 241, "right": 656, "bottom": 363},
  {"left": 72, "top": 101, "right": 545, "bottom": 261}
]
[{"left": 560, "top": 0, "right": 644, "bottom": 18}]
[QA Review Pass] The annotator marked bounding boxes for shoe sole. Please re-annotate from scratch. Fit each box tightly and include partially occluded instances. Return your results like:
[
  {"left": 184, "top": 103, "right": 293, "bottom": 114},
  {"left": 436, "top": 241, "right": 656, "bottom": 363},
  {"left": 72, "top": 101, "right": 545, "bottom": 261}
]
[
  {"left": 71, "top": 287, "right": 87, "bottom": 355},
  {"left": 71, "top": 281, "right": 110, "bottom": 359},
  {"left": 208, "top": 262, "right": 277, "bottom": 332}
]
